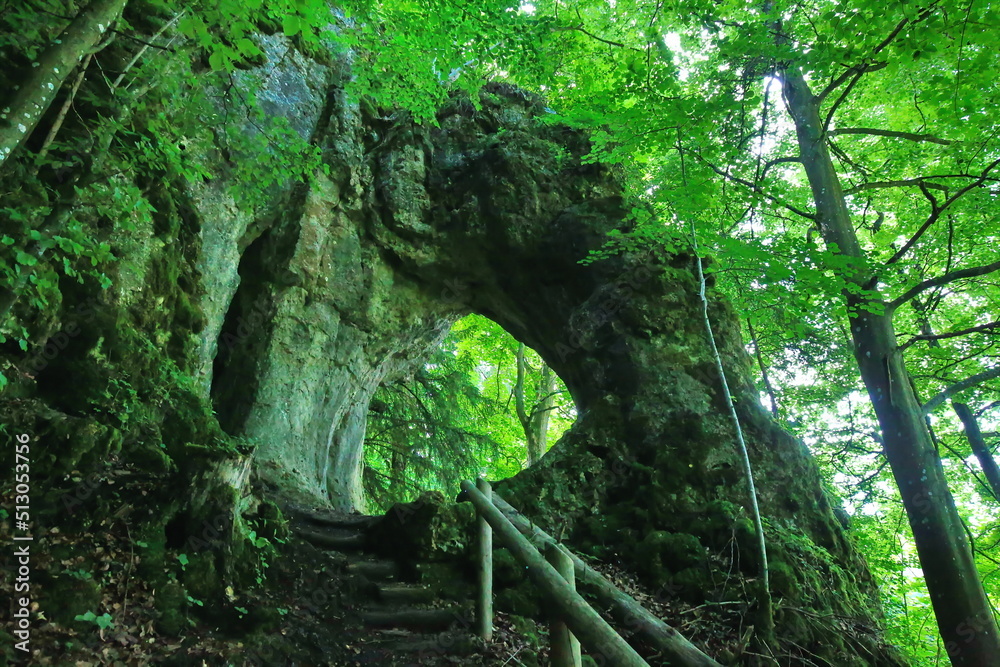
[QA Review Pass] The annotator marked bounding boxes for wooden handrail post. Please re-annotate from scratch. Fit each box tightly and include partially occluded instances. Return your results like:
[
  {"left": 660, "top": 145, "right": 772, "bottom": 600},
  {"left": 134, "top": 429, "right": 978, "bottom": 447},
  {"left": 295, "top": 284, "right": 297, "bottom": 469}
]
[
  {"left": 546, "top": 543, "right": 582, "bottom": 667},
  {"left": 491, "top": 493, "right": 722, "bottom": 667},
  {"left": 460, "top": 479, "right": 648, "bottom": 666},
  {"left": 476, "top": 477, "right": 493, "bottom": 641}
]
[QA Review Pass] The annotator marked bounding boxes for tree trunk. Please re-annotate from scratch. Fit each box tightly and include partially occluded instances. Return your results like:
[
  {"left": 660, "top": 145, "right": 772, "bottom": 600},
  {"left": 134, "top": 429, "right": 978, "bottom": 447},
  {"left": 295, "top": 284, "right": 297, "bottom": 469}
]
[
  {"left": 515, "top": 342, "right": 545, "bottom": 465},
  {"left": 747, "top": 318, "right": 779, "bottom": 418},
  {"left": 781, "top": 66, "right": 1000, "bottom": 665},
  {"left": 532, "top": 362, "right": 557, "bottom": 463},
  {"left": 952, "top": 402, "right": 1000, "bottom": 503},
  {"left": 0, "top": 0, "right": 127, "bottom": 169},
  {"left": 911, "top": 300, "right": 1000, "bottom": 503},
  {"left": 389, "top": 443, "right": 407, "bottom": 499}
]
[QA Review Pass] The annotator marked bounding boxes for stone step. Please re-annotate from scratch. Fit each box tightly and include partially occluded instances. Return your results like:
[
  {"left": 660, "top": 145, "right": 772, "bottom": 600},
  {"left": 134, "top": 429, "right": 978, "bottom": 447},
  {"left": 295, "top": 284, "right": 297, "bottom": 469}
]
[
  {"left": 285, "top": 504, "right": 383, "bottom": 531},
  {"left": 343, "top": 573, "right": 380, "bottom": 598},
  {"left": 376, "top": 583, "right": 437, "bottom": 605},
  {"left": 360, "top": 605, "right": 467, "bottom": 632},
  {"left": 413, "top": 562, "right": 474, "bottom": 598},
  {"left": 357, "top": 630, "right": 479, "bottom": 662},
  {"left": 294, "top": 524, "right": 367, "bottom": 550},
  {"left": 347, "top": 558, "right": 400, "bottom": 581}
]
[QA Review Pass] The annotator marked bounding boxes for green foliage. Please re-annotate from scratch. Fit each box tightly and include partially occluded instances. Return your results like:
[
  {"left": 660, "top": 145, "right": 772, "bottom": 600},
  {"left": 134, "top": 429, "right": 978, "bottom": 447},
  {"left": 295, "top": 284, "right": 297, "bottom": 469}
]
[
  {"left": 73, "top": 611, "right": 115, "bottom": 630},
  {"left": 216, "top": 86, "right": 326, "bottom": 210},
  {"left": 0, "top": 0, "right": 332, "bottom": 343},
  {"left": 363, "top": 314, "right": 574, "bottom": 512},
  {"left": 334, "top": 0, "right": 551, "bottom": 120}
]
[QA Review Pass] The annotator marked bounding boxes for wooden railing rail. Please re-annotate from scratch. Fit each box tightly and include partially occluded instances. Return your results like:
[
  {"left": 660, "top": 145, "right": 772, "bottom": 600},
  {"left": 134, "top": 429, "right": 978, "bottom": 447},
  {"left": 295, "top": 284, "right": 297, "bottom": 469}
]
[
  {"left": 459, "top": 478, "right": 723, "bottom": 667},
  {"left": 461, "top": 478, "right": 648, "bottom": 666}
]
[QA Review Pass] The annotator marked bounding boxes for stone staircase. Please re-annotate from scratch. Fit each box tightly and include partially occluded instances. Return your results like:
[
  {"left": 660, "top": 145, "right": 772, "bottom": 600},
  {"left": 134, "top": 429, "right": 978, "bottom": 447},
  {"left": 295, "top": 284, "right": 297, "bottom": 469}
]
[{"left": 288, "top": 506, "right": 480, "bottom": 665}]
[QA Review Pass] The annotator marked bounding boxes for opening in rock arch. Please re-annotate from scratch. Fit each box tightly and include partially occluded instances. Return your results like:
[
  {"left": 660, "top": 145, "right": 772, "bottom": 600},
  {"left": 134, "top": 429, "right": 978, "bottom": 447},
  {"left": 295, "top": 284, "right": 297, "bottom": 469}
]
[{"left": 362, "top": 314, "right": 576, "bottom": 513}]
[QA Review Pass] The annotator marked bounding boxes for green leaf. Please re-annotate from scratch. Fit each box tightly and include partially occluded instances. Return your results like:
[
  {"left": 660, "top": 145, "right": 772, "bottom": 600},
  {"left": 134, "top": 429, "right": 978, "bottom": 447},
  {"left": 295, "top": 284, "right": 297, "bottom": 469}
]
[
  {"left": 282, "top": 14, "right": 301, "bottom": 36},
  {"left": 14, "top": 250, "right": 36, "bottom": 267},
  {"left": 236, "top": 37, "right": 261, "bottom": 57},
  {"left": 208, "top": 50, "right": 230, "bottom": 71}
]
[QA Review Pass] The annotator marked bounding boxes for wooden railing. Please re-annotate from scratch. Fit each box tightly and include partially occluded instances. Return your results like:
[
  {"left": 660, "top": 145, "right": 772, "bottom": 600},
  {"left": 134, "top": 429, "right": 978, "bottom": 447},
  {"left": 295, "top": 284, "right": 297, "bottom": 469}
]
[
  {"left": 459, "top": 478, "right": 723, "bottom": 667},
  {"left": 461, "top": 478, "right": 647, "bottom": 666}
]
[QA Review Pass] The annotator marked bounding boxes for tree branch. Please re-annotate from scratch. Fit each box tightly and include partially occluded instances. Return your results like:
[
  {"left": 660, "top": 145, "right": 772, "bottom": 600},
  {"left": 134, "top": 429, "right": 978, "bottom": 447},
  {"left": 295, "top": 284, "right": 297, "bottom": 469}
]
[
  {"left": 816, "top": 61, "right": 886, "bottom": 108},
  {"left": 976, "top": 400, "right": 1000, "bottom": 418},
  {"left": 873, "top": 16, "right": 913, "bottom": 55},
  {"left": 844, "top": 178, "right": 950, "bottom": 195},
  {"left": 35, "top": 52, "right": 94, "bottom": 168},
  {"left": 816, "top": 8, "right": 932, "bottom": 103},
  {"left": 922, "top": 366, "right": 1000, "bottom": 414},
  {"left": 817, "top": 66, "right": 863, "bottom": 104},
  {"left": 890, "top": 261, "right": 1000, "bottom": 312},
  {"left": 0, "top": 0, "right": 128, "bottom": 170},
  {"left": 554, "top": 19, "right": 644, "bottom": 53},
  {"left": 828, "top": 127, "right": 952, "bottom": 145},
  {"left": 828, "top": 138, "right": 873, "bottom": 178},
  {"left": 885, "top": 158, "right": 1000, "bottom": 265},
  {"left": 111, "top": 10, "right": 185, "bottom": 90},
  {"left": 761, "top": 156, "right": 801, "bottom": 179},
  {"left": 692, "top": 153, "right": 815, "bottom": 220},
  {"left": 900, "top": 320, "right": 1000, "bottom": 350},
  {"left": 952, "top": 401, "right": 1000, "bottom": 503},
  {"left": 822, "top": 66, "right": 877, "bottom": 133}
]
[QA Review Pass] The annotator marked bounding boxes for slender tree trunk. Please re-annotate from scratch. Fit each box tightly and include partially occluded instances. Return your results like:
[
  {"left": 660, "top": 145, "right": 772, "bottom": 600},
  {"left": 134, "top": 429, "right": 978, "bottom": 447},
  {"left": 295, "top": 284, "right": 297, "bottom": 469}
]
[
  {"left": 389, "top": 444, "right": 407, "bottom": 498},
  {"left": 746, "top": 318, "right": 779, "bottom": 418},
  {"left": 912, "top": 300, "right": 1000, "bottom": 503},
  {"left": 516, "top": 343, "right": 553, "bottom": 466},
  {"left": 533, "top": 363, "right": 557, "bottom": 461},
  {"left": 0, "top": 96, "right": 128, "bottom": 321},
  {"left": 952, "top": 402, "right": 1000, "bottom": 503},
  {"left": 0, "top": 0, "right": 128, "bottom": 170},
  {"left": 781, "top": 66, "right": 1000, "bottom": 665}
]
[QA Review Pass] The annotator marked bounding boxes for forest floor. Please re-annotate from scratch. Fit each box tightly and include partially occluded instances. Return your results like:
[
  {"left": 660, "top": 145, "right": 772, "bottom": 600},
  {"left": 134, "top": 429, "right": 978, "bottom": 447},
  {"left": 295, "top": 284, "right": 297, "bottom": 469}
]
[
  {"left": 0, "top": 512, "right": 548, "bottom": 666},
  {"left": 0, "top": 458, "right": 741, "bottom": 666},
  {"left": 0, "top": 459, "right": 554, "bottom": 667}
]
